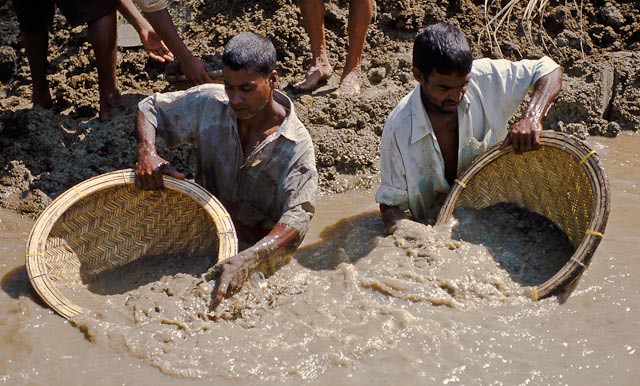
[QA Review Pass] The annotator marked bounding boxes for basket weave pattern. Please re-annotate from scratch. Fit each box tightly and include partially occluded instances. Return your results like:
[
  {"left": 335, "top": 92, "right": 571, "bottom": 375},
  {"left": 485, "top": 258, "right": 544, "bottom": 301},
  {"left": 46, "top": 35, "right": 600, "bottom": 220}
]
[
  {"left": 437, "top": 131, "right": 610, "bottom": 299},
  {"left": 455, "top": 146, "right": 594, "bottom": 248},
  {"left": 26, "top": 169, "right": 237, "bottom": 319},
  {"left": 45, "top": 185, "right": 219, "bottom": 285}
]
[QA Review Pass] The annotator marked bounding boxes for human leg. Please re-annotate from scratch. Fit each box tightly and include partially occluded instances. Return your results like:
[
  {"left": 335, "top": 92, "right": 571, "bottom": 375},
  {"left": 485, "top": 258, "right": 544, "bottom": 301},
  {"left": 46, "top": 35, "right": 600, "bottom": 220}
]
[
  {"left": 86, "top": 11, "right": 122, "bottom": 120},
  {"left": 56, "top": 0, "right": 128, "bottom": 120},
  {"left": 13, "top": 0, "right": 55, "bottom": 108},
  {"left": 293, "top": 0, "right": 333, "bottom": 92},
  {"left": 336, "top": 0, "right": 373, "bottom": 96},
  {"left": 22, "top": 32, "right": 53, "bottom": 108}
]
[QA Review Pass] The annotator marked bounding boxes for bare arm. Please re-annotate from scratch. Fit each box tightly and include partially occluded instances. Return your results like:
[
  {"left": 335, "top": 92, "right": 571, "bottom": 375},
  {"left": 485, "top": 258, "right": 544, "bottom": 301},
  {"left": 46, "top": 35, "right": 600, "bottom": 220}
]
[
  {"left": 142, "top": 9, "right": 212, "bottom": 84},
  {"left": 500, "top": 67, "right": 563, "bottom": 153},
  {"left": 134, "top": 108, "right": 185, "bottom": 189},
  {"left": 207, "top": 223, "right": 300, "bottom": 309},
  {"left": 117, "top": 0, "right": 173, "bottom": 62}
]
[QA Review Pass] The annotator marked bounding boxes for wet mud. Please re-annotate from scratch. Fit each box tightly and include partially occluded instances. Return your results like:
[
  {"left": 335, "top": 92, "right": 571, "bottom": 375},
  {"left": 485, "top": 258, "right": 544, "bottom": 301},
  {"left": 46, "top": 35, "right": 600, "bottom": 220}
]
[
  {"left": 1, "top": 133, "right": 639, "bottom": 385},
  {"left": 67, "top": 211, "right": 549, "bottom": 380},
  {"left": 0, "top": 0, "right": 639, "bottom": 213}
]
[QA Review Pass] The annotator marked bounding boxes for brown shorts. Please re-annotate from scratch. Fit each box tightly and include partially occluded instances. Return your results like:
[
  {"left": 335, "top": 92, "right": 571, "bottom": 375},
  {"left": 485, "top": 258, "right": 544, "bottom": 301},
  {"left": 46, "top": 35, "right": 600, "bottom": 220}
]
[{"left": 13, "top": 0, "right": 117, "bottom": 33}]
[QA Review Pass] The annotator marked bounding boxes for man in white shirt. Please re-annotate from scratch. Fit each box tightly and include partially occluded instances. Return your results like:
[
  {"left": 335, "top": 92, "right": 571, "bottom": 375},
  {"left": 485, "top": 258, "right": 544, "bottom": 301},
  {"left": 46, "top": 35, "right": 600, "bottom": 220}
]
[{"left": 376, "top": 22, "right": 562, "bottom": 230}]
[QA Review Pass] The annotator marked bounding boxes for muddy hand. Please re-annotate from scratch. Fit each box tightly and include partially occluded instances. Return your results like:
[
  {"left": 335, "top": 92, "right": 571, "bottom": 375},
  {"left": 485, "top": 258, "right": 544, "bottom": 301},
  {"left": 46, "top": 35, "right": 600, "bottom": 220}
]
[
  {"left": 499, "top": 118, "right": 542, "bottom": 154},
  {"left": 206, "top": 254, "right": 251, "bottom": 310},
  {"left": 135, "top": 154, "right": 185, "bottom": 190}
]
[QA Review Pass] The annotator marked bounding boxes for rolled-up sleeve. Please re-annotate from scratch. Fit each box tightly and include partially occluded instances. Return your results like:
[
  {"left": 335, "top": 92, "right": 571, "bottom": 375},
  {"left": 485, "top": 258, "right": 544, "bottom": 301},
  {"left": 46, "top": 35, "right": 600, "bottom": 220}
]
[
  {"left": 470, "top": 56, "right": 560, "bottom": 136},
  {"left": 278, "top": 142, "right": 318, "bottom": 239},
  {"left": 375, "top": 121, "right": 409, "bottom": 209},
  {"left": 134, "top": 0, "right": 168, "bottom": 12},
  {"left": 137, "top": 87, "right": 204, "bottom": 147}
]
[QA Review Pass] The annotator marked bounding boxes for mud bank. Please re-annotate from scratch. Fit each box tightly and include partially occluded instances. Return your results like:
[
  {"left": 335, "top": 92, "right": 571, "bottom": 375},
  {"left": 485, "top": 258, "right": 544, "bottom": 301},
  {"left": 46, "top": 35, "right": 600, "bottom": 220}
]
[{"left": 0, "top": 0, "right": 639, "bottom": 213}]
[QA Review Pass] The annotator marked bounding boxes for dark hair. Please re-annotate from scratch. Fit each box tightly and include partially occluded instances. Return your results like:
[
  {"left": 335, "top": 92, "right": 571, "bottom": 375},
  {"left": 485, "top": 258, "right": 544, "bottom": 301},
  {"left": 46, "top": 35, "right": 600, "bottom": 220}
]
[
  {"left": 413, "top": 22, "right": 472, "bottom": 78},
  {"left": 222, "top": 32, "right": 277, "bottom": 76}
]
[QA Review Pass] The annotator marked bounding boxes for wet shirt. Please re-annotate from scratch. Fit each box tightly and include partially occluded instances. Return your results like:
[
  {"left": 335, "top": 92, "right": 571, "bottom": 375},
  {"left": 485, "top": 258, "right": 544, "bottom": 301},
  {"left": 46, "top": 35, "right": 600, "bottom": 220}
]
[
  {"left": 376, "top": 56, "right": 560, "bottom": 221},
  {"left": 138, "top": 84, "right": 318, "bottom": 238}
]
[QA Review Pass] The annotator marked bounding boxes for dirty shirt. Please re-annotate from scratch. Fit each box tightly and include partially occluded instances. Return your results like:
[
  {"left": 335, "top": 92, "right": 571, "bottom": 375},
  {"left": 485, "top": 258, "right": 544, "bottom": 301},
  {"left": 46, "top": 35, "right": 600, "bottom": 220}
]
[
  {"left": 138, "top": 84, "right": 318, "bottom": 239},
  {"left": 376, "top": 56, "right": 560, "bottom": 221}
]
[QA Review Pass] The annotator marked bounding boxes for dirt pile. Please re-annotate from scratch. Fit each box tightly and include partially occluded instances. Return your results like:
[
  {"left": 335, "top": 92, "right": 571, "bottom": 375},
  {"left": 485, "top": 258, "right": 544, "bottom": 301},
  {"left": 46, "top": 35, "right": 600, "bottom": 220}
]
[{"left": 1, "top": 0, "right": 638, "bottom": 214}]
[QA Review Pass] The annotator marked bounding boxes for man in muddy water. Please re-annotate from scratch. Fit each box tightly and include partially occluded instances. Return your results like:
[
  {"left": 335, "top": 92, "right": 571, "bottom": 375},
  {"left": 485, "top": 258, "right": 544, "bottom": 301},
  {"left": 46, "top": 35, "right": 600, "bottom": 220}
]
[
  {"left": 293, "top": 0, "right": 374, "bottom": 96},
  {"left": 134, "top": 32, "right": 318, "bottom": 309},
  {"left": 376, "top": 22, "right": 563, "bottom": 230}
]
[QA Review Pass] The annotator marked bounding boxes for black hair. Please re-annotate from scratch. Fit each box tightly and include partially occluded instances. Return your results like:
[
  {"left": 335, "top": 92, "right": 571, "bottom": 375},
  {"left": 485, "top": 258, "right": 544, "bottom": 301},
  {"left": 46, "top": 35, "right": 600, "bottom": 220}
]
[
  {"left": 222, "top": 32, "right": 277, "bottom": 76},
  {"left": 413, "top": 22, "right": 473, "bottom": 78}
]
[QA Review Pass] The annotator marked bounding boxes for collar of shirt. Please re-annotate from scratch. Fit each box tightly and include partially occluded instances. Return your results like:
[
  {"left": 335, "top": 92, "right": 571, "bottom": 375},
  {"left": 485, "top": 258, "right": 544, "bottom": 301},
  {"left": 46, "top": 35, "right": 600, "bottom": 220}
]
[
  {"left": 222, "top": 88, "right": 306, "bottom": 145},
  {"left": 228, "top": 89, "right": 307, "bottom": 169},
  {"left": 408, "top": 85, "right": 471, "bottom": 145}
]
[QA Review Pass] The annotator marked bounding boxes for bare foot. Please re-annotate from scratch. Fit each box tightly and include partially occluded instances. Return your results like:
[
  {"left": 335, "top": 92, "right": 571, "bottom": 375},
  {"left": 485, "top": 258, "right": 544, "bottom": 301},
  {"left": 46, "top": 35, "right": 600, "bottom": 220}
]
[
  {"left": 99, "top": 93, "right": 140, "bottom": 121},
  {"left": 335, "top": 69, "right": 361, "bottom": 97},
  {"left": 293, "top": 56, "right": 333, "bottom": 93},
  {"left": 32, "top": 89, "right": 53, "bottom": 109}
]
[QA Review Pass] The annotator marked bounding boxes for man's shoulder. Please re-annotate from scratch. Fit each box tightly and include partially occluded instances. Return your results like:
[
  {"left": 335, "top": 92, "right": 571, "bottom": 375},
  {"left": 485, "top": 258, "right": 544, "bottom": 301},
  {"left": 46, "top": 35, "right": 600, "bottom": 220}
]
[
  {"left": 470, "top": 58, "right": 504, "bottom": 78},
  {"left": 386, "top": 87, "right": 417, "bottom": 129},
  {"left": 190, "top": 83, "right": 228, "bottom": 102},
  {"left": 470, "top": 56, "right": 559, "bottom": 79}
]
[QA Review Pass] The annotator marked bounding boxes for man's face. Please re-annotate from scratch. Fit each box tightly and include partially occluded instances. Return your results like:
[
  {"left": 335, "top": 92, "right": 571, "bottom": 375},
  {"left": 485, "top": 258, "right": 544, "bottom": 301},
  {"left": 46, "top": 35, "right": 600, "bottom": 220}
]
[
  {"left": 414, "top": 67, "right": 471, "bottom": 114},
  {"left": 223, "top": 66, "right": 276, "bottom": 121}
]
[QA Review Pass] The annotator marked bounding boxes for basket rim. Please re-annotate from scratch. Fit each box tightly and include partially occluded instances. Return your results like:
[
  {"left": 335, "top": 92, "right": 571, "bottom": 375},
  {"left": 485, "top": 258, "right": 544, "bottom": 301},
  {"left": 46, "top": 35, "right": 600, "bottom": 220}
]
[
  {"left": 435, "top": 131, "right": 611, "bottom": 299},
  {"left": 25, "top": 169, "right": 238, "bottom": 319}
]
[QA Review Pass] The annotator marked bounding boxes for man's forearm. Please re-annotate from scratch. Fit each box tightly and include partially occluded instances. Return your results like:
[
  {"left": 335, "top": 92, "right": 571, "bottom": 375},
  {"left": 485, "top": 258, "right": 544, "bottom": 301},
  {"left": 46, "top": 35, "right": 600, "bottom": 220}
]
[
  {"left": 241, "top": 223, "right": 300, "bottom": 278},
  {"left": 118, "top": 0, "right": 153, "bottom": 33},
  {"left": 143, "top": 9, "right": 192, "bottom": 61},
  {"left": 136, "top": 110, "right": 158, "bottom": 156},
  {"left": 522, "top": 67, "right": 563, "bottom": 123}
]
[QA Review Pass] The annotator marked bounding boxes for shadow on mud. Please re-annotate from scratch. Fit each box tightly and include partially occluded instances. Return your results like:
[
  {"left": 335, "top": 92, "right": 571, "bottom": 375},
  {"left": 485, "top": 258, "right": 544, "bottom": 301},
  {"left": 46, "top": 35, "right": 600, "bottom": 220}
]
[
  {"left": 294, "top": 210, "right": 385, "bottom": 270},
  {"left": 450, "top": 203, "right": 574, "bottom": 287}
]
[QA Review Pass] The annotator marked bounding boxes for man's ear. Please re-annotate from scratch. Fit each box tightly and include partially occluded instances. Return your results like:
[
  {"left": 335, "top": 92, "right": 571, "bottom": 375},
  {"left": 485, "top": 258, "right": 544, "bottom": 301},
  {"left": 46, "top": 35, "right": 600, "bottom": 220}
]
[
  {"left": 268, "top": 70, "right": 278, "bottom": 88},
  {"left": 412, "top": 67, "right": 425, "bottom": 84}
]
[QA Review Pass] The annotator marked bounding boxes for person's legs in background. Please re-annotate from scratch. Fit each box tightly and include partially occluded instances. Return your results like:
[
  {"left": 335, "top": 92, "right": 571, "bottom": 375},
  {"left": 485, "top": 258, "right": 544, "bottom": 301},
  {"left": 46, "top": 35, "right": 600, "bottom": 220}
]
[
  {"left": 336, "top": 0, "right": 373, "bottom": 96},
  {"left": 293, "top": 0, "right": 333, "bottom": 92},
  {"left": 58, "top": 0, "right": 127, "bottom": 120},
  {"left": 13, "top": 0, "right": 55, "bottom": 108},
  {"left": 86, "top": 11, "right": 121, "bottom": 120}
]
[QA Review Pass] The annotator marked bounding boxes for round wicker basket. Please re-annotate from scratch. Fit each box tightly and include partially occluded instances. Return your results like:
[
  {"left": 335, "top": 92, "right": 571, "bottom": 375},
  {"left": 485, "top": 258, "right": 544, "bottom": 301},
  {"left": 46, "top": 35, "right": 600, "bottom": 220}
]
[
  {"left": 25, "top": 169, "right": 237, "bottom": 319},
  {"left": 436, "top": 131, "right": 610, "bottom": 300}
]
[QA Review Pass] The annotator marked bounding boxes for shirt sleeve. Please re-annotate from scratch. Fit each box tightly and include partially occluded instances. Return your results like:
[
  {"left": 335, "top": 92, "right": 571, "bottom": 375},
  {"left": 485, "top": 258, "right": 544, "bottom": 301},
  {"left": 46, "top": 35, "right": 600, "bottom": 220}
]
[
  {"left": 137, "top": 87, "right": 205, "bottom": 147},
  {"left": 478, "top": 56, "right": 560, "bottom": 121},
  {"left": 375, "top": 119, "right": 409, "bottom": 209},
  {"left": 278, "top": 139, "right": 318, "bottom": 240},
  {"left": 134, "top": 0, "right": 168, "bottom": 12}
]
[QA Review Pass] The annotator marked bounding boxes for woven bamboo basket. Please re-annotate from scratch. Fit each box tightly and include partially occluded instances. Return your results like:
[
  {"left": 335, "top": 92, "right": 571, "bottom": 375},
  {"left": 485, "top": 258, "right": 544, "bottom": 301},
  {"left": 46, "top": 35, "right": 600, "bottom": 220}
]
[
  {"left": 436, "top": 131, "right": 610, "bottom": 300},
  {"left": 25, "top": 169, "right": 237, "bottom": 319}
]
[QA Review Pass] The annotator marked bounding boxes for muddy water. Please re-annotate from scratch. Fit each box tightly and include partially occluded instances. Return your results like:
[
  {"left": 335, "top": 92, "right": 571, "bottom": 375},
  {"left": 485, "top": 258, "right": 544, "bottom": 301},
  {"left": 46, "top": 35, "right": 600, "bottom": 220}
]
[{"left": 1, "top": 133, "right": 639, "bottom": 385}]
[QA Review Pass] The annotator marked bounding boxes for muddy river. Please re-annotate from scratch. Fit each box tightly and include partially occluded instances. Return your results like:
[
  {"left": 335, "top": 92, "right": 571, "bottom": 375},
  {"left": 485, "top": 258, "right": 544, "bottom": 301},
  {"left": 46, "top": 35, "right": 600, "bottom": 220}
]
[{"left": 1, "top": 133, "right": 638, "bottom": 385}]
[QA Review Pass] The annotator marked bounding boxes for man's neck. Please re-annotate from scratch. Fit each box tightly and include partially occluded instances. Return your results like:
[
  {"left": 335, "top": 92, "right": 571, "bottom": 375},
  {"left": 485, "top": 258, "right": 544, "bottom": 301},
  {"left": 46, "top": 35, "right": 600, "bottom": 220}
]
[
  {"left": 419, "top": 89, "right": 458, "bottom": 134},
  {"left": 238, "top": 99, "right": 286, "bottom": 134},
  {"left": 420, "top": 88, "right": 459, "bottom": 185},
  {"left": 237, "top": 98, "right": 286, "bottom": 156}
]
